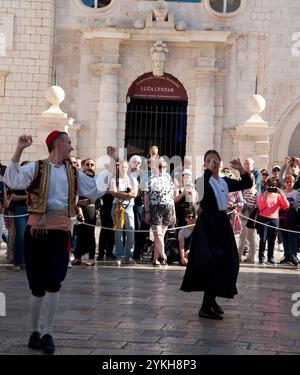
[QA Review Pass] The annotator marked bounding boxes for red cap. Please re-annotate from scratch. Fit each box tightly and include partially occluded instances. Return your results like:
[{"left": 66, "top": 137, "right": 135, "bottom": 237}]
[{"left": 45, "top": 130, "right": 63, "bottom": 145}]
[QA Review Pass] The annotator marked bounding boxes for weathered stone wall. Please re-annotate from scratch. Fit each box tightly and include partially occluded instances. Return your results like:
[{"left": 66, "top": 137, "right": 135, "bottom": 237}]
[{"left": 1, "top": 0, "right": 300, "bottom": 170}]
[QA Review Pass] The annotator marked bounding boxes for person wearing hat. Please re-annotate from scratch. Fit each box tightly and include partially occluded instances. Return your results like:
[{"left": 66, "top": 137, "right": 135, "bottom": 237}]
[
  {"left": 3, "top": 131, "right": 112, "bottom": 354},
  {"left": 272, "top": 165, "right": 284, "bottom": 189}
]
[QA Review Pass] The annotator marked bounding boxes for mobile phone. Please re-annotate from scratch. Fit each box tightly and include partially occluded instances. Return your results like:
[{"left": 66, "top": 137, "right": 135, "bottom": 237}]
[{"left": 267, "top": 187, "right": 277, "bottom": 193}]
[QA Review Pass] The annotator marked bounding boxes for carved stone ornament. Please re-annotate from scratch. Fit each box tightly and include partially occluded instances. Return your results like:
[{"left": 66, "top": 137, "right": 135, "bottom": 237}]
[{"left": 150, "top": 41, "right": 168, "bottom": 77}]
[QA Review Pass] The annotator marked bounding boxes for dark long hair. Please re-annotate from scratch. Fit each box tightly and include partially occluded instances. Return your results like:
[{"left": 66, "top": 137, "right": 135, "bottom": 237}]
[{"left": 204, "top": 149, "right": 221, "bottom": 162}]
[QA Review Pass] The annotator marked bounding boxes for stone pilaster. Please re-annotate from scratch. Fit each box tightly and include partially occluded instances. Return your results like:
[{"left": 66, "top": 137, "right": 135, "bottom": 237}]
[
  {"left": 192, "top": 57, "right": 218, "bottom": 175},
  {"left": 89, "top": 40, "right": 122, "bottom": 162}
]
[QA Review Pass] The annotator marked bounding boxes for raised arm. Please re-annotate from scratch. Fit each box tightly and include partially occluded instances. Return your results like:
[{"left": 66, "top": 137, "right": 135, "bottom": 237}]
[
  {"left": 225, "top": 158, "right": 253, "bottom": 192},
  {"left": 3, "top": 135, "right": 36, "bottom": 190}
]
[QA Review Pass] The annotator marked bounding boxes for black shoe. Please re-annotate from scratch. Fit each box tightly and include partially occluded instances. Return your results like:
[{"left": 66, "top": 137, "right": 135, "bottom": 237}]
[
  {"left": 259, "top": 259, "right": 265, "bottom": 265},
  {"left": 212, "top": 301, "right": 224, "bottom": 315},
  {"left": 40, "top": 334, "right": 55, "bottom": 354},
  {"left": 28, "top": 331, "right": 41, "bottom": 350},
  {"left": 279, "top": 257, "right": 290, "bottom": 264},
  {"left": 96, "top": 256, "right": 104, "bottom": 261},
  {"left": 198, "top": 308, "right": 223, "bottom": 320},
  {"left": 290, "top": 256, "right": 298, "bottom": 266},
  {"left": 267, "top": 258, "right": 276, "bottom": 265}
]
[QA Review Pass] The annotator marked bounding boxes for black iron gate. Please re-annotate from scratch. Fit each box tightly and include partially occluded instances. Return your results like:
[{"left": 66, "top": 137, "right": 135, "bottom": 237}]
[{"left": 125, "top": 99, "right": 187, "bottom": 160}]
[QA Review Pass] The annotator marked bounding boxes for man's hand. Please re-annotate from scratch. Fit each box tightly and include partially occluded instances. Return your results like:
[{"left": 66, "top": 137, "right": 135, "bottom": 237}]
[
  {"left": 12, "top": 135, "right": 33, "bottom": 163},
  {"left": 106, "top": 146, "right": 117, "bottom": 161},
  {"left": 17, "top": 135, "right": 33, "bottom": 150}
]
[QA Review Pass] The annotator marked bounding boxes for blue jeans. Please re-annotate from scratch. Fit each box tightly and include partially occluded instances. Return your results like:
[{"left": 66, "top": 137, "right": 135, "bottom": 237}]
[
  {"left": 13, "top": 205, "right": 28, "bottom": 266},
  {"left": 257, "top": 216, "right": 279, "bottom": 261},
  {"left": 111, "top": 204, "right": 135, "bottom": 261}
]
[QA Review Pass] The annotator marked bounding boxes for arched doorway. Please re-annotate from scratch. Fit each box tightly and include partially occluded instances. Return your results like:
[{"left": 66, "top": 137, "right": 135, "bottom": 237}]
[
  {"left": 125, "top": 73, "right": 188, "bottom": 160},
  {"left": 271, "top": 97, "right": 300, "bottom": 163}
]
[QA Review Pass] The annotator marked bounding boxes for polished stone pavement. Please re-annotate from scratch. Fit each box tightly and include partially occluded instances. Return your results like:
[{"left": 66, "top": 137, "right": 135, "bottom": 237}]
[{"left": 1, "top": 256, "right": 300, "bottom": 355}]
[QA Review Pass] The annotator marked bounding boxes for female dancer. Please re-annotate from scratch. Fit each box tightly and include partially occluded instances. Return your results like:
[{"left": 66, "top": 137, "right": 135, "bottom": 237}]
[{"left": 180, "top": 150, "right": 252, "bottom": 320}]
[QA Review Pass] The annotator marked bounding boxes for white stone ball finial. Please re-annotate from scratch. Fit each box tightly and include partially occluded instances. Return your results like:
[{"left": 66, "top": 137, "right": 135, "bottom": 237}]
[
  {"left": 42, "top": 85, "right": 67, "bottom": 118},
  {"left": 246, "top": 95, "right": 266, "bottom": 114},
  {"left": 46, "top": 85, "right": 65, "bottom": 105}
]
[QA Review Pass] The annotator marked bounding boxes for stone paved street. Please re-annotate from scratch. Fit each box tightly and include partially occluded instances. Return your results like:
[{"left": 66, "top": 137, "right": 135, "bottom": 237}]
[{"left": 1, "top": 253, "right": 300, "bottom": 355}]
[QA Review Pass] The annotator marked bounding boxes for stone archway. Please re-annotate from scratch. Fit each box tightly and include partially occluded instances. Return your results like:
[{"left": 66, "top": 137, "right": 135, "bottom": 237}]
[
  {"left": 125, "top": 72, "right": 188, "bottom": 160},
  {"left": 271, "top": 97, "right": 300, "bottom": 163}
]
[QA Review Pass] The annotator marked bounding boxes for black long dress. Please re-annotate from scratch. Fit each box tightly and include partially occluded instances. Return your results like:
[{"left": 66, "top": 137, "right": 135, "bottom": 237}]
[{"left": 180, "top": 169, "right": 252, "bottom": 298}]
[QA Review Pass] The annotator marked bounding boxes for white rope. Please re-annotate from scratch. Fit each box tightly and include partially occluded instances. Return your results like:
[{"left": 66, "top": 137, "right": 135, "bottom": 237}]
[
  {"left": 2, "top": 210, "right": 300, "bottom": 235},
  {"left": 3, "top": 213, "right": 29, "bottom": 218},
  {"left": 239, "top": 212, "right": 300, "bottom": 234}
]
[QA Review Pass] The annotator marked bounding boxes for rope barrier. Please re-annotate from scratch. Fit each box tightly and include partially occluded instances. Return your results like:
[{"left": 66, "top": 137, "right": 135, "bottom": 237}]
[
  {"left": 239, "top": 212, "right": 300, "bottom": 234},
  {"left": 2, "top": 210, "right": 300, "bottom": 234}
]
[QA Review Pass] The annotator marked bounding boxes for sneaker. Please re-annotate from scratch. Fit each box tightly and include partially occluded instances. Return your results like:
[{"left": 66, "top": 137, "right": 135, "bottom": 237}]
[
  {"left": 267, "top": 258, "right": 276, "bottom": 265},
  {"left": 67, "top": 262, "right": 73, "bottom": 269},
  {"left": 40, "top": 334, "right": 55, "bottom": 355},
  {"left": 116, "top": 260, "right": 122, "bottom": 266},
  {"left": 13, "top": 265, "right": 22, "bottom": 271},
  {"left": 28, "top": 331, "right": 41, "bottom": 350},
  {"left": 290, "top": 256, "right": 298, "bottom": 266},
  {"left": 152, "top": 259, "right": 160, "bottom": 266},
  {"left": 160, "top": 258, "right": 168, "bottom": 266},
  {"left": 258, "top": 259, "right": 265, "bottom": 265}
]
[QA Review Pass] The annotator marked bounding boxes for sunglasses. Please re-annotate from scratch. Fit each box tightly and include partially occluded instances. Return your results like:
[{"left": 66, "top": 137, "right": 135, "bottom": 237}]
[{"left": 262, "top": 173, "right": 269, "bottom": 176}]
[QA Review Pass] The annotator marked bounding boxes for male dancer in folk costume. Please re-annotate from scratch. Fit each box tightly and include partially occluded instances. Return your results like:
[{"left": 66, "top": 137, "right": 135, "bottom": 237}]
[
  {"left": 4, "top": 131, "right": 114, "bottom": 354},
  {"left": 180, "top": 150, "right": 253, "bottom": 320}
]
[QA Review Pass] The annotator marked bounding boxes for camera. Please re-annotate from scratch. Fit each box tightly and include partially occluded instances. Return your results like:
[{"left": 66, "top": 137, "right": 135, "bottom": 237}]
[
  {"left": 267, "top": 187, "right": 277, "bottom": 193},
  {"left": 290, "top": 157, "right": 296, "bottom": 163},
  {"left": 126, "top": 187, "right": 131, "bottom": 193}
]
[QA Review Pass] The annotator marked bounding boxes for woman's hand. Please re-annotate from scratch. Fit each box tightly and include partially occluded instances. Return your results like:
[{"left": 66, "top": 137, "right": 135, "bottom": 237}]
[{"left": 230, "top": 158, "right": 244, "bottom": 173}]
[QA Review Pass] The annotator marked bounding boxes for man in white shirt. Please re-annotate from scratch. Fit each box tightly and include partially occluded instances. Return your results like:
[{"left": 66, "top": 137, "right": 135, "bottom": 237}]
[{"left": 4, "top": 131, "right": 112, "bottom": 354}]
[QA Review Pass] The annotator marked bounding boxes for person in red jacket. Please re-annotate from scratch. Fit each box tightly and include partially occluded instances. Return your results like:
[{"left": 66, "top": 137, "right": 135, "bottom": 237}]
[{"left": 257, "top": 177, "right": 289, "bottom": 264}]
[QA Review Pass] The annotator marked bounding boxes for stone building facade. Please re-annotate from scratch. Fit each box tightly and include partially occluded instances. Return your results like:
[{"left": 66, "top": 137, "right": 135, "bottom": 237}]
[{"left": 0, "top": 0, "right": 300, "bottom": 175}]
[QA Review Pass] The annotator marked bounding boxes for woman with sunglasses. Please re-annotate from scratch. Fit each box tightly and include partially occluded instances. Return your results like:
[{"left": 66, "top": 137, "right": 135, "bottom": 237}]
[
  {"left": 144, "top": 158, "right": 177, "bottom": 266},
  {"left": 180, "top": 150, "right": 253, "bottom": 320}
]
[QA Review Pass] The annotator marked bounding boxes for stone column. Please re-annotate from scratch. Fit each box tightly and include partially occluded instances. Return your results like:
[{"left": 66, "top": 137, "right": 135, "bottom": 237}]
[{"left": 89, "top": 40, "right": 122, "bottom": 163}]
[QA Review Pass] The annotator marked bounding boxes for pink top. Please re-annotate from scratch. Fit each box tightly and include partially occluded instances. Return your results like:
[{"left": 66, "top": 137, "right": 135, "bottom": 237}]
[{"left": 258, "top": 193, "right": 289, "bottom": 219}]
